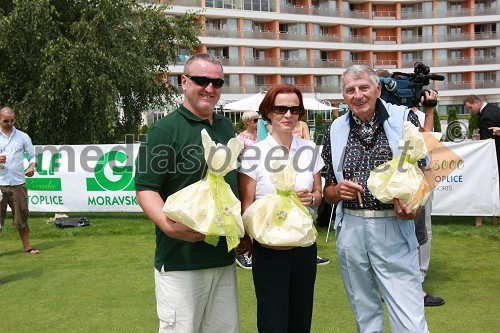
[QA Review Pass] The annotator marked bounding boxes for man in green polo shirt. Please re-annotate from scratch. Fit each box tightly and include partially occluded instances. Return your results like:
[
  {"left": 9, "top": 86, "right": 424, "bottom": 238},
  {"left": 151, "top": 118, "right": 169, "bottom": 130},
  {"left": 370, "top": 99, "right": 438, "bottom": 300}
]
[{"left": 135, "top": 53, "right": 240, "bottom": 333}]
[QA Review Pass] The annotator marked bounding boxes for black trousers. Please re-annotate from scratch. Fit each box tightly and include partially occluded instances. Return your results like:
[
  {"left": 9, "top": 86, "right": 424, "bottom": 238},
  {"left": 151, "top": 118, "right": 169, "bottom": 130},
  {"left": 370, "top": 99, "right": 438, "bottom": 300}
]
[{"left": 252, "top": 241, "right": 317, "bottom": 333}]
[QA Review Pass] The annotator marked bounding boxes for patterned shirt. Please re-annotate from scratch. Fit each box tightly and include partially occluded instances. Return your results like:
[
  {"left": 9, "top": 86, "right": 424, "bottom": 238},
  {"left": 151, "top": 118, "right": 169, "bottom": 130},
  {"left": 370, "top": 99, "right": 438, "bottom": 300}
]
[{"left": 321, "top": 101, "right": 423, "bottom": 210}]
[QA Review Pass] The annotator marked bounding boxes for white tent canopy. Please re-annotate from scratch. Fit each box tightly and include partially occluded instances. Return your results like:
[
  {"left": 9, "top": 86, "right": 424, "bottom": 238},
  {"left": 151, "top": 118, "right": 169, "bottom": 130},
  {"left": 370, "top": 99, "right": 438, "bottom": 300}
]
[
  {"left": 223, "top": 92, "right": 338, "bottom": 112},
  {"left": 223, "top": 91, "right": 267, "bottom": 111}
]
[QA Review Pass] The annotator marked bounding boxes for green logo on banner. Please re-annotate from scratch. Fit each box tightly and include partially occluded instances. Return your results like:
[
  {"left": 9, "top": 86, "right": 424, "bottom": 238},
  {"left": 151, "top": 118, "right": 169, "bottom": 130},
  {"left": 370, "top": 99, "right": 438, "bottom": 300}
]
[
  {"left": 26, "top": 178, "right": 62, "bottom": 191},
  {"left": 86, "top": 151, "right": 135, "bottom": 191}
]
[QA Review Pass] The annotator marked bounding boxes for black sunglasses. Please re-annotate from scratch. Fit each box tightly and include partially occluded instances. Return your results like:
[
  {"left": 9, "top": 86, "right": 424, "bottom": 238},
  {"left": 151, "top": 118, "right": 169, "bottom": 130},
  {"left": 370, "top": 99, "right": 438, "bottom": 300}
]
[
  {"left": 185, "top": 75, "right": 224, "bottom": 89},
  {"left": 2, "top": 119, "right": 14, "bottom": 124},
  {"left": 251, "top": 118, "right": 259, "bottom": 123},
  {"left": 272, "top": 105, "right": 302, "bottom": 115}
]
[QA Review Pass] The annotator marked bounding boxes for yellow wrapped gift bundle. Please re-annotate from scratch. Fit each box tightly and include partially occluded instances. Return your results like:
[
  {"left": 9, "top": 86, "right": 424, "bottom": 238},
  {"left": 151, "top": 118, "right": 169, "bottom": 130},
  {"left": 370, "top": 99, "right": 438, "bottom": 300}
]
[
  {"left": 162, "top": 129, "right": 244, "bottom": 251},
  {"left": 242, "top": 158, "right": 316, "bottom": 247},
  {"left": 367, "top": 121, "right": 431, "bottom": 210}
]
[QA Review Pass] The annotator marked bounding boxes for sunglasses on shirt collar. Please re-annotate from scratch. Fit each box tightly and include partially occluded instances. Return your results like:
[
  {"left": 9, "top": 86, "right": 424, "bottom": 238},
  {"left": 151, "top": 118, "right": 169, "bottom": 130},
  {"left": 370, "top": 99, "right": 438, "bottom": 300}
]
[{"left": 185, "top": 75, "right": 224, "bottom": 89}]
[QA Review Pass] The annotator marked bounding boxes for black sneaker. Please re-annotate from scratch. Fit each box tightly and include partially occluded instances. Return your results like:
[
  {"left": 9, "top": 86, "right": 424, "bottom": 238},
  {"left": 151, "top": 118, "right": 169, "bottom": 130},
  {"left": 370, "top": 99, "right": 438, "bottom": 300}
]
[
  {"left": 316, "top": 255, "right": 330, "bottom": 266},
  {"left": 424, "top": 293, "right": 445, "bottom": 307},
  {"left": 236, "top": 253, "right": 252, "bottom": 269}
]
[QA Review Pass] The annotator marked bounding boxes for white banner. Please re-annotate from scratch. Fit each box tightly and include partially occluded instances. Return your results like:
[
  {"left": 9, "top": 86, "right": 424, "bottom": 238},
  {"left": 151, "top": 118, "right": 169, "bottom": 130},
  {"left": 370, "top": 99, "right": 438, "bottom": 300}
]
[
  {"left": 431, "top": 139, "right": 500, "bottom": 216},
  {"left": 24, "top": 140, "right": 499, "bottom": 215},
  {"left": 27, "top": 144, "right": 141, "bottom": 212}
]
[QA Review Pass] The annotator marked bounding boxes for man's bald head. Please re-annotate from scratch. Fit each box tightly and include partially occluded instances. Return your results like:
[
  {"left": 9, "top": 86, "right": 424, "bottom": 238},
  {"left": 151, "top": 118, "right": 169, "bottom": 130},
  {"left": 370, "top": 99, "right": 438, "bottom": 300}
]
[{"left": 0, "top": 107, "right": 14, "bottom": 117}]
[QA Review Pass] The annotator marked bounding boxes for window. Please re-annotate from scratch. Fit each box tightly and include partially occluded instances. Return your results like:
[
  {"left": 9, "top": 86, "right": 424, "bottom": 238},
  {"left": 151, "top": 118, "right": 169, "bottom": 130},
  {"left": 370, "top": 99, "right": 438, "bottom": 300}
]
[
  {"left": 450, "top": 2, "right": 462, "bottom": 10},
  {"left": 475, "top": 71, "right": 496, "bottom": 81},
  {"left": 401, "top": 2, "right": 422, "bottom": 12},
  {"left": 281, "top": 76, "right": 296, "bottom": 85},
  {"left": 475, "top": 48, "right": 496, "bottom": 57},
  {"left": 449, "top": 50, "right": 463, "bottom": 58},
  {"left": 314, "top": 75, "right": 337, "bottom": 86},
  {"left": 402, "top": 51, "right": 423, "bottom": 63},
  {"left": 255, "top": 75, "right": 267, "bottom": 86},
  {"left": 449, "top": 73, "right": 463, "bottom": 82},
  {"left": 253, "top": 49, "right": 266, "bottom": 59},
  {"left": 281, "top": 49, "right": 299, "bottom": 60},
  {"left": 402, "top": 27, "right": 422, "bottom": 39},
  {"left": 449, "top": 26, "right": 462, "bottom": 35},
  {"left": 206, "top": 19, "right": 228, "bottom": 30},
  {"left": 279, "top": 23, "right": 306, "bottom": 34},
  {"left": 207, "top": 47, "right": 229, "bottom": 58}
]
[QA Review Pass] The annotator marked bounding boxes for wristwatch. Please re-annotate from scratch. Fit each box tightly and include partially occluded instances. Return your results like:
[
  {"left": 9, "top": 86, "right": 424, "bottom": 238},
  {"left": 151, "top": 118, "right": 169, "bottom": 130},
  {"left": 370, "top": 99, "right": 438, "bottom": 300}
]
[{"left": 311, "top": 195, "right": 316, "bottom": 206}]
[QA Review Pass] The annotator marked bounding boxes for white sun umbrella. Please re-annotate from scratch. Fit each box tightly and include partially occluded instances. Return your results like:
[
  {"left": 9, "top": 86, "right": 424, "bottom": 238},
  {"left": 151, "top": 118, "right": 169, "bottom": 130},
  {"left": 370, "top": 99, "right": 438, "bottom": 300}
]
[
  {"left": 223, "top": 91, "right": 267, "bottom": 111},
  {"left": 224, "top": 92, "right": 339, "bottom": 112},
  {"left": 303, "top": 98, "right": 338, "bottom": 110}
]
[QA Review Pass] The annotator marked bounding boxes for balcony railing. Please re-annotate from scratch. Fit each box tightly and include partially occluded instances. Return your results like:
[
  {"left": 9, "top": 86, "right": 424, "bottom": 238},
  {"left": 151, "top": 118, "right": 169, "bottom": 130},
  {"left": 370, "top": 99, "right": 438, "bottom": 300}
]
[
  {"left": 373, "top": 36, "right": 398, "bottom": 44},
  {"left": 203, "top": 28, "right": 368, "bottom": 44},
  {"left": 168, "top": 0, "right": 200, "bottom": 6},
  {"left": 203, "top": 28, "right": 500, "bottom": 45},
  {"left": 372, "top": 11, "right": 397, "bottom": 19},
  {"left": 171, "top": 80, "right": 500, "bottom": 96},
  {"left": 401, "top": 35, "right": 435, "bottom": 44},
  {"left": 167, "top": 1, "right": 500, "bottom": 19},
  {"left": 474, "top": 56, "right": 499, "bottom": 65},
  {"left": 435, "top": 57, "right": 474, "bottom": 67},
  {"left": 175, "top": 55, "right": 498, "bottom": 70}
]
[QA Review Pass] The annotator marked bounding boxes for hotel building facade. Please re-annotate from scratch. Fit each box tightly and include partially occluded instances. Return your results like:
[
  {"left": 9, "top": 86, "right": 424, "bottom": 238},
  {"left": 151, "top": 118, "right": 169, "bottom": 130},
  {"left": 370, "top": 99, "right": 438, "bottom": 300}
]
[{"left": 151, "top": 0, "right": 499, "bottom": 124}]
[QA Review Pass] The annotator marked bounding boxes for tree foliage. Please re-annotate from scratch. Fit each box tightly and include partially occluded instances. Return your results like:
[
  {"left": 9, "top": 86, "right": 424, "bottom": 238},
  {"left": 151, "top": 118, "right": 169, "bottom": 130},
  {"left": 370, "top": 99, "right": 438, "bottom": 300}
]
[
  {"left": 433, "top": 108, "right": 441, "bottom": 134},
  {"left": 0, "top": 0, "right": 200, "bottom": 144},
  {"left": 445, "top": 107, "right": 460, "bottom": 141},
  {"left": 468, "top": 112, "right": 479, "bottom": 139},
  {"left": 313, "top": 112, "right": 325, "bottom": 145}
]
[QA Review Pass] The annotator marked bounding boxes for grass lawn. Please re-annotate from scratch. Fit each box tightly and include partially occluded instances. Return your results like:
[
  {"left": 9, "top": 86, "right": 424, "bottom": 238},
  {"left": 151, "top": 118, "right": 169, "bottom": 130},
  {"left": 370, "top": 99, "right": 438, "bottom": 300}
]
[{"left": 0, "top": 213, "right": 498, "bottom": 332}]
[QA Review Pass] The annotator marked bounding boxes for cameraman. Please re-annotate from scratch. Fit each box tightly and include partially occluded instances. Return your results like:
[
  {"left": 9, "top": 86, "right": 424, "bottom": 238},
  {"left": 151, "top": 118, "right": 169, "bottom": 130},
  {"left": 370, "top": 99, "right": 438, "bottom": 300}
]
[{"left": 377, "top": 69, "right": 445, "bottom": 307}]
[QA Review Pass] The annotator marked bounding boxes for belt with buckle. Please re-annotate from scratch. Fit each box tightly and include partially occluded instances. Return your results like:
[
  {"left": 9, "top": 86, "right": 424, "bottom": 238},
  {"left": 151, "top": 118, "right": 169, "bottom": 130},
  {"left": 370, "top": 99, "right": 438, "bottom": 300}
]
[{"left": 344, "top": 208, "right": 397, "bottom": 218}]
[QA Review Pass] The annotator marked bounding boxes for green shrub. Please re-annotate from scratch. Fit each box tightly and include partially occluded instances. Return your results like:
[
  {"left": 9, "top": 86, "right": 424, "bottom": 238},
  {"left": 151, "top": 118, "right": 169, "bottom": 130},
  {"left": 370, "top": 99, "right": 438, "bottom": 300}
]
[
  {"left": 433, "top": 108, "right": 441, "bottom": 133},
  {"left": 235, "top": 118, "right": 246, "bottom": 134},
  {"left": 313, "top": 113, "right": 326, "bottom": 144},
  {"left": 468, "top": 112, "right": 479, "bottom": 139}
]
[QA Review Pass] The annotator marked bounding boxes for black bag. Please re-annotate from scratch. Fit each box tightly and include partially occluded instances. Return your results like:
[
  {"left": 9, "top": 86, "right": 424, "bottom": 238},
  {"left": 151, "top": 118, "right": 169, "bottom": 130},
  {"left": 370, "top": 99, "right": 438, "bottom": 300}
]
[{"left": 55, "top": 217, "right": 91, "bottom": 228}]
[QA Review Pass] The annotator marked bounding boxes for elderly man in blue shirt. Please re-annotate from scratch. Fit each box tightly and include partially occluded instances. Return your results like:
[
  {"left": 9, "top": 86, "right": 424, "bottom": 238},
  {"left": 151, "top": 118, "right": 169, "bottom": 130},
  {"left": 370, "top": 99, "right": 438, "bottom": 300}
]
[{"left": 0, "top": 106, "right": 38, "bottom": 255}]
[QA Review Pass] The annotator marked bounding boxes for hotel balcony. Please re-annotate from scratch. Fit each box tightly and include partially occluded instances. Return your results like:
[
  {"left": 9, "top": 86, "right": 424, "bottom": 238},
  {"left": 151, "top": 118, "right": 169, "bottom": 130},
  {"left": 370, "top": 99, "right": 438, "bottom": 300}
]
[
  {"left": 168, "top": 1, "right": 500, "bottom": 19},
  {"left": 172, "top": 81, "right": 499, "bottom": 96},
  {"left": 202, "top": 28, "right": 499, "bottom": 47},
  {"left": 188, "top": 56, "right": 498, "bottom": 71}
]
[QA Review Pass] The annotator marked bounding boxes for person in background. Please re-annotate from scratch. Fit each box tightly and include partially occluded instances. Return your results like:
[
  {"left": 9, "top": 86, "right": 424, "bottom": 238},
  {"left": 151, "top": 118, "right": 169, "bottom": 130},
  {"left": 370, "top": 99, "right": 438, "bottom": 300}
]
[
  {"left": 235, "top": 110, "right": 259, "bottom": 269},
  {"left": 0, "top": 106, "right": 38, "bottom": 256},
  {"left": 323, "top": 65, "right": 429, "bottom": 332},
  {"left": 239, "top": 84, "right": 324, "bottom": 332},
  {"left": 489, "top": 126, "right": 500, "bottom": 136},
  {"left": 292, "top": 119, "right": 311, "bottom": 140},
  {"left": 135, "top": 53, "right": 240, "bottom": 333},
  {"left": 257, "top": 116, "right": 272, "bottom": 141},
  {"left": 291, "top": 115, "right": 330, "bottom": 266},
  {"left": 237, "top": 110, "right": 258, "bottom": 148},
  {"left": 411, "top": 104, "right": 445, "bottom": 306},
  {"left": 463, "top": 94, "right": 500, "bottom": 227}
]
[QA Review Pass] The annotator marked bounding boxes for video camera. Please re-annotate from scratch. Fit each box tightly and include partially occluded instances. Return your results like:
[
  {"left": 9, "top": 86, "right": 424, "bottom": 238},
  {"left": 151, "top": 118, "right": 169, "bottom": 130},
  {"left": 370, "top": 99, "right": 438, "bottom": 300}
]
[{"left": 379, "top": 62, "right": 445, "bottom": 108}]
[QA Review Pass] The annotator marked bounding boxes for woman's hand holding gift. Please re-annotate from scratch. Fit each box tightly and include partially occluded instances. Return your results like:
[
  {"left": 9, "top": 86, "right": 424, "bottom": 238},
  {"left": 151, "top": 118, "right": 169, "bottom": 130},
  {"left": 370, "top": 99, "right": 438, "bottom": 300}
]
[{"left": 237, "top": 233, "right": 253, "bottom": 256}]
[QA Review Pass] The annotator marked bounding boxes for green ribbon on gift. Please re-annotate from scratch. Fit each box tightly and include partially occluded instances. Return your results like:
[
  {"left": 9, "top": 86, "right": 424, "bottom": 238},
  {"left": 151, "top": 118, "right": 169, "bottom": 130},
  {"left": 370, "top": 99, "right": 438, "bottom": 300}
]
[
  {"left": 272, "top": 190, "right": 310, "bottom": 226},
  {"left": 204, "top": 171, "right": 240, "bottom": 252}
]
